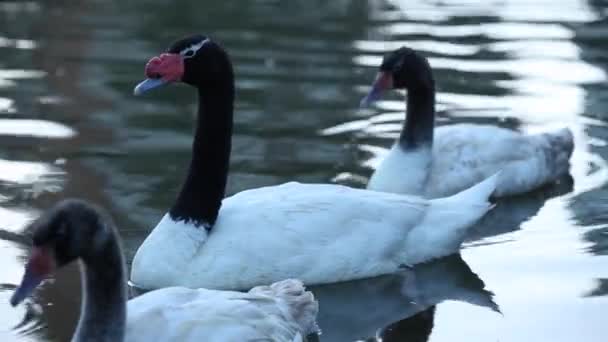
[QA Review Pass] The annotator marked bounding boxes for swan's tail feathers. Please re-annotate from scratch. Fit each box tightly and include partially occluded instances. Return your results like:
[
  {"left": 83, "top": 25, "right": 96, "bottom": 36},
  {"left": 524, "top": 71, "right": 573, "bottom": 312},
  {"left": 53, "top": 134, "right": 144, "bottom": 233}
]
[
  {"left": 252, "top": 279, "right": 319, "bottom": 335},
  {"left": 406, "top": 173, "right": 499, "bottom": 264},
  {"left": 557, "top": 128, "right": 574, "bottom": 156},
  {"left": 446, "top": 171, "right": 500, "bottom": 206},
  {"left": 543, "top": 128, "right": 574, "bottom": 176}
]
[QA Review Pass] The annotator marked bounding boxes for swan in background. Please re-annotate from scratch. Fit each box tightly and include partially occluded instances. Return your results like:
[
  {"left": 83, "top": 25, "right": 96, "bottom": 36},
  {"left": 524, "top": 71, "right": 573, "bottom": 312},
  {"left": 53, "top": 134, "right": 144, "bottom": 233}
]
[
  {"left": 10, "top": 199, "right": 318, "bottom": 342},
  {"left": 361, "top": 46, "right": 574, "bottom": 198},
  {"left": 129, "top": 35, "right": 498, "bottom": 291}
]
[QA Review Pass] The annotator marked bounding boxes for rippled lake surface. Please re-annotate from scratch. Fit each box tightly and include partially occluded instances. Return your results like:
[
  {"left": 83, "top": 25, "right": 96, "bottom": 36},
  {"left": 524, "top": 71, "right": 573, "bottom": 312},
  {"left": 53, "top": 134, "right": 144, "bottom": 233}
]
[{"left": 1, "top": 0, "right": 608, "bottom": 341}]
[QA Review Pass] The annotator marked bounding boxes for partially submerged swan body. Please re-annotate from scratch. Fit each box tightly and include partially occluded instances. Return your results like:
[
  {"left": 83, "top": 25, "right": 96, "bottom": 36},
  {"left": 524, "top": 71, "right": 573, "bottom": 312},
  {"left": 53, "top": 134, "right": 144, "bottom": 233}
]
[
  {"left": 362, "top": 46, "right": 574, "bottom": 198},
  {"left": 130, "top": 35, "right": 498, "bottom": 291},
  {"left": 133, "top": 179, "right": 497, "bottom": 290},
  {"left": 10, "top": 199, "right": 318, "bottom": 342}
]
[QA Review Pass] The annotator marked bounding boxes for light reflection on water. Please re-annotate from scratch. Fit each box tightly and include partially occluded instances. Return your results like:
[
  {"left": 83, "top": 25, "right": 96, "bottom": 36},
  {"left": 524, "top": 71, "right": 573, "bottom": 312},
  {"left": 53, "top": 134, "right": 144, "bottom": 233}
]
[
  {"left": 0, "top": 120, "right": 75, "bottom": 139},
  {"left": 0, "top": 0, "right": 607, "bottom": 341}
]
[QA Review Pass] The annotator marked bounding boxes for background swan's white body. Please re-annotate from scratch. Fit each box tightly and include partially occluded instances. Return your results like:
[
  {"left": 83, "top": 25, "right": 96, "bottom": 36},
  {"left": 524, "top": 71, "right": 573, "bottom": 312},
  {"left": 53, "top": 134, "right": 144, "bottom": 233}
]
[
  {"left": 126, "top": 279, "right": 318, "bottom": 342},
  {"left": 131, "top": 180, "right": 496, "bottom": 290},
  {"left": 368, "top": 124, "right": 573, "bottom": 198}
]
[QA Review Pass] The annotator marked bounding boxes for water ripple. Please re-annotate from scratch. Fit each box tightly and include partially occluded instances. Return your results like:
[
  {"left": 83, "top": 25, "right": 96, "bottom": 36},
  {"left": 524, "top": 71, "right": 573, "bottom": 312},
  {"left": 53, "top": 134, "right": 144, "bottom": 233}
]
[
  {"left": 381, "top": 22, "right": 574, "bottom": 40},
  {"left": 0, "top": 37, "right": 36, "bottom": 50},
  {"left": 0, "top": 120, "right": 76, "bottom": 139},
  {"left": 354, "top": 39, "right": 480, "bottom": 56},
  {"left": 0, "top": 70, "right": 46, "bottom": 80}
]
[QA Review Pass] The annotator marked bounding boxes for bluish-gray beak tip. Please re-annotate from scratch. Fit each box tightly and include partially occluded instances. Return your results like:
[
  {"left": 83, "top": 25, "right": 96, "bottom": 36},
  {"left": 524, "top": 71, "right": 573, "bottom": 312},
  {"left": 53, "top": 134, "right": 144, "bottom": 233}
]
[
  {"left": 10, "top": 272, "right": 43, "bottom": 307},
  {"left": 134, "top": 78, "right": 168, "bottom": 96},
  {"left": 359, "top": 94, "right": 375, "bottom": 108},
  {"left": 360, "top": 87, "right": 382, "bottom": 108}
]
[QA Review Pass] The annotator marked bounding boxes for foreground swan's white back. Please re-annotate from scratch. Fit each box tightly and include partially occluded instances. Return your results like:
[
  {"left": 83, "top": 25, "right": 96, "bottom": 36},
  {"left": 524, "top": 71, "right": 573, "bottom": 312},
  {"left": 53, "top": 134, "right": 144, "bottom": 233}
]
[
  {"left": 127, "top": 280, "right": 317, "bottom": 341},
  {"left": 10, "top": 199, "right": 318, "bottom": 342},
  {"left": 130, "top": 35, "right": 498, "bottom": 291},
  {"left": 361, "top": 46, "right": 574, "bottom": 198}
]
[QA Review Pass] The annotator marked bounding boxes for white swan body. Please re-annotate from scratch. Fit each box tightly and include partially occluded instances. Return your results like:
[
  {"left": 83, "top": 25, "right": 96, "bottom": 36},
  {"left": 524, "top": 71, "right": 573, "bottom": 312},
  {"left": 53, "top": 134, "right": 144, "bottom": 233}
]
[
  {"left": 368, "top": 124, "right": 573, "bottom": 198},
  {"left": 127, "top": 279, "right": 318, "bottom": 342},
  {"left": 131, "top": 179, "right": 497, "bottom": 290}
]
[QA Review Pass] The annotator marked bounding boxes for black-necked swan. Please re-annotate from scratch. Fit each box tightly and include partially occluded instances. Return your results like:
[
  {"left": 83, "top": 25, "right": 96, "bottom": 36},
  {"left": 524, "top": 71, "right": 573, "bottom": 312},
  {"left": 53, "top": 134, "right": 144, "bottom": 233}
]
[
  {"left": 129, "top": 35, "right": 498, "bottom": 291},
  {"left": 361, "top": 46, "right": 574, "bottom": 198},
  {"left": 10, "top": 199, "right": 319, "bottom": 342}
]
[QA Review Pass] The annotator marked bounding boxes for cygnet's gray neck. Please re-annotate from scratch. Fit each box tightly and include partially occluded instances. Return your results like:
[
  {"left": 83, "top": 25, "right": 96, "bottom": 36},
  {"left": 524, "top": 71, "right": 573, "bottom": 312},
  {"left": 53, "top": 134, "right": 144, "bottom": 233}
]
[{"left": 73, "top": 238, "right": 126, "bottom": 342}]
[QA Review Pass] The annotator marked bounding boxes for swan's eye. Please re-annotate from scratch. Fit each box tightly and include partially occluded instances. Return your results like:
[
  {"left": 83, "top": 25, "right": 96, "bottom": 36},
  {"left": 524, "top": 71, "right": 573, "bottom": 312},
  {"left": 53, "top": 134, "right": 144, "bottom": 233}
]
[{"left": 183, "top": 50, "right": 195, "bottom": 58}]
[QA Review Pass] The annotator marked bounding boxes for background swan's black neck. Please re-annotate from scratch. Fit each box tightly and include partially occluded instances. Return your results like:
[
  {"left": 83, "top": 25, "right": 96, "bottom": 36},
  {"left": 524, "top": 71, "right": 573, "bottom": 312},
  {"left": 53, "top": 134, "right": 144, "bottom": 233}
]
[
  {"left": 74, "top": 237, "right": 126, "bottom": 342},
  {"left": 169, "top": 78, "right": 234, "bottom": 228},
  {"left": 399, "top": 85, "right": 435, "bottom": 150}
]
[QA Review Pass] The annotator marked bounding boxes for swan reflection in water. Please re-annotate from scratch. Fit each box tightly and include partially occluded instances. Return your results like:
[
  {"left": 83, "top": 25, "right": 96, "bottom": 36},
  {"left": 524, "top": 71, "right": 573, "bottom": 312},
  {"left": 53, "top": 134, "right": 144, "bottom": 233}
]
[
  {"left": 310, "top": 254, "right": 498, "bottom": 342},
  {"left": 362, "top": 306, "right": 436, "bottom": 342},
  {"left": 349, "top": 175, "right": 574, "bottom": 342},
  {"left": 467, "top": 173, "right": 573, "bottom": 241}
]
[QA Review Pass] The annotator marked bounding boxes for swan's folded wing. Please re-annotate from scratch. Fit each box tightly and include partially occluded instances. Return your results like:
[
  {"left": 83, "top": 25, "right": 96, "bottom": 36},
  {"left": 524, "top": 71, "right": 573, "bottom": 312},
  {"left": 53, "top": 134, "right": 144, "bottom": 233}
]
[{"left": 429, "top": 124, "right": 552, "bottom": 197}]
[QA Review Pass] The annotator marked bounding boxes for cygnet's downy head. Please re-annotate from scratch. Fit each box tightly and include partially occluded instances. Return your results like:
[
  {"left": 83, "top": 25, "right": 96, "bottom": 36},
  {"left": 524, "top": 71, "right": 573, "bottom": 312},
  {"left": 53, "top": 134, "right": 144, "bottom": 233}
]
[{"left": 10, "top": 199, "right": 114, "bottom": 306}]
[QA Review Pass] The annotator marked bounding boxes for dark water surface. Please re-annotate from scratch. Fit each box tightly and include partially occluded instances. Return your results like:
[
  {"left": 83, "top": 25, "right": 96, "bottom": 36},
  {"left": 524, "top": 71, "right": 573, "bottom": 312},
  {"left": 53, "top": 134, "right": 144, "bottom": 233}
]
[{"left": 1, "top": 0, "right": 608, "bottom": 341}]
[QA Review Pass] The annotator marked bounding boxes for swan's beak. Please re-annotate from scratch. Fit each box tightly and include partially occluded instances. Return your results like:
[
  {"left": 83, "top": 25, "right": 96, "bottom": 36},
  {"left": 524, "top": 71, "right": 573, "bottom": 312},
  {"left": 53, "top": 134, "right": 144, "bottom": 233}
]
[
  {"left": 10, "top": 272, "right": 43, "bottom": 306},
  {"left": 134, "top": 78, "right": 169, "bottom": 96},
  {"left": 134, "top": 53, "right": 184, "bottom": 96},
  {"left": 360, "top": 72, "right": 393, "bottom": 108},
  {"left": 10, "top": 247, "right": 55, "bottom": 306}
]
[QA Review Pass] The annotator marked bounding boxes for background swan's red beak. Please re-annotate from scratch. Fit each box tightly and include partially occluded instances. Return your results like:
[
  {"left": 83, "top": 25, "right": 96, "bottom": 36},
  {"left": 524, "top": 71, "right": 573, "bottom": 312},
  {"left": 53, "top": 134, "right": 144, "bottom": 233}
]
[{"left": 360, "top": 71, "right": 393, "bottom": 108}]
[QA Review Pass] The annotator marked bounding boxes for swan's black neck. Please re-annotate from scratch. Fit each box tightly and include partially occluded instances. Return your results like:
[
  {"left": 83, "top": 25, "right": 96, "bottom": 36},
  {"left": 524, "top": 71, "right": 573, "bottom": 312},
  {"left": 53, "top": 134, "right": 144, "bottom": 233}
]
[
  {"left": 399, "top": 84, "right": 435, "bottom": 150},
  {"left": 169, "top": 75, "right": 234, "bottom": 228},
  {"left": 74, "top": 236, "right": 126, "bottom": 342}
]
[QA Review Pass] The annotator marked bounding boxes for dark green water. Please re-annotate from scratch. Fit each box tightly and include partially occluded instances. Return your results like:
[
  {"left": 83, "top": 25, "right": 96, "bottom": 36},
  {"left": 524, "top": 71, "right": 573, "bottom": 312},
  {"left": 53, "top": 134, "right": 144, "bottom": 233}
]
[{"left": 1, "top": 0, "right": 607, "bottom": 341}]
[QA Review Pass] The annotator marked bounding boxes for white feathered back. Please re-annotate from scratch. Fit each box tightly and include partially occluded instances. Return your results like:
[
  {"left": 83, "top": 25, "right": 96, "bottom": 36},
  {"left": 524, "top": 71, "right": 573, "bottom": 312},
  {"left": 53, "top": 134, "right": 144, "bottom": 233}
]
[{"left": 126, "top": 279, "right": 318, "bottom": 342}]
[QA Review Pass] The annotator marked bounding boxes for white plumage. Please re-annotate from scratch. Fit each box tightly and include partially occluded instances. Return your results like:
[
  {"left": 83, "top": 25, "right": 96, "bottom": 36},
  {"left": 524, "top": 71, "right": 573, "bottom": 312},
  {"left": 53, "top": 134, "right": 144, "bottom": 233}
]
[
  {"left": 368, "top": 124, "right": 573, "bottom": 198},
  {"left": 131, "top": 179, "right": 497, "bottom": 290},
  {"left": 127, "top": 279, "right": 318, "bottom": 342}
]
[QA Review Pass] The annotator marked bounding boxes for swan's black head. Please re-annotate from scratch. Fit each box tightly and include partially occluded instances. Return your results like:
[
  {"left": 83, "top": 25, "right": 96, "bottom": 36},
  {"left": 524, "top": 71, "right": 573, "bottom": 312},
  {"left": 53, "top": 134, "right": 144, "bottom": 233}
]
[
  {"left": 134, "top": 34, "right": 233, "bottom": 94},
  {"left": 10, "top": 199, "right": 115, "bottom": 306},
  {"left": 360, "top": 46, "right": 434, "bottom": 107}
]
